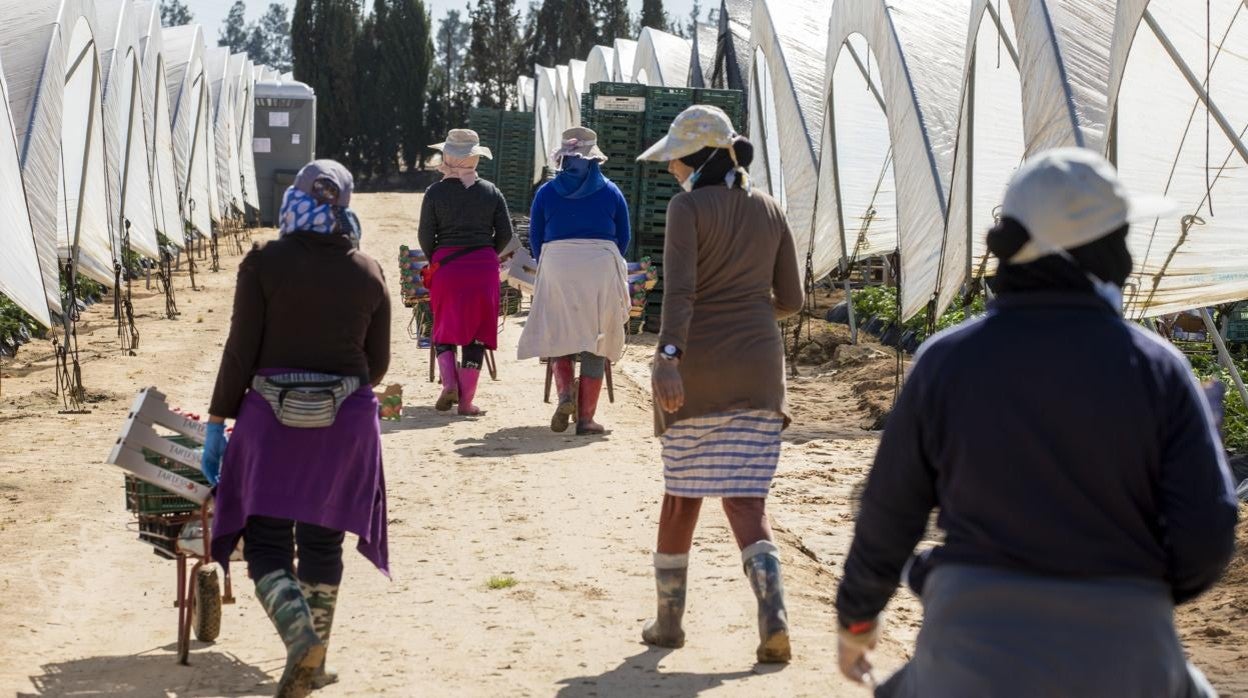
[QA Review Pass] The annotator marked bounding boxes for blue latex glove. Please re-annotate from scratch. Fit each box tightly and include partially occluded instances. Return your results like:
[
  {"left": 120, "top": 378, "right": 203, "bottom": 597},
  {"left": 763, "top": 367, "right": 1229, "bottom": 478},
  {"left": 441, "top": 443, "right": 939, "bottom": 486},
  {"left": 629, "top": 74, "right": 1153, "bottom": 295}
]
[{"left": 201, "top": 422, "right": 227, "bottom": 486}]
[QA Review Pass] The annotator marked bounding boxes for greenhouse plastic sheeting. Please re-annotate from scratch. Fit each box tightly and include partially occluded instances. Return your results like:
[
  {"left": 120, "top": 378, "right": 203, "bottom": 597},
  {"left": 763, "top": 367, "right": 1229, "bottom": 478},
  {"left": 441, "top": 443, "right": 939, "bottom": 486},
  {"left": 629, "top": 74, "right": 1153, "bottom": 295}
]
[
  {"left": 935, "top": 0, "right": 1025, "bottom": 314},
  {"left": 0, "top": 0, "right": 117, "bottom": 311},
  {"left": 747, "top": 0, "right": 832, "bottom": 284},
  {"left": 690, "top": 22, "right": 718, "bottom": 88},
  {"left": 568, "top": 59, "right": 586, "bottom": 127},
  {"left": 1011, "top": 0, "right": 1116, "bottom": 154},
  {"left": 816, "top": 0, "right": 971, "bottom": 321},
  {"left": 613, "top": 39, "right": 637, "bottom": 82},
  {"left": 97, "top": 0, "right": 160, "bottom": 261},
  {"left": 164, "top": 25, "right": 213, "bottom": 236},
  {"left": 136, "top": 2, "right": 185, "bottom": 244},
  {"left": 714, "top": 0, "right": 754, "bottom": 92},
  {"left": 585, "top": 45, "right": 614, "bottom": 87},
  {"left": 206, "top": 47, "right": 242, "bottom": 216},
  {"left": 0, "top": 54, "right": 50, "bottom": 327},
  {"left": 516, "top": 75, "right": 535, "bottom": 111},
  {"left": 533, "top": 65, "right": 561, "bottom": 182},
  {"left": 238, "top": 57, "right": 260, "bottom": 209},
  {"left": 1112, "top": 0, "right": 1248, "bottom": 318},
  {"left": 555, "top": 64, "right": 571, "bottom": 134},
  {"left": 632, "top": 27, "right": 692, "bottom": 87}
]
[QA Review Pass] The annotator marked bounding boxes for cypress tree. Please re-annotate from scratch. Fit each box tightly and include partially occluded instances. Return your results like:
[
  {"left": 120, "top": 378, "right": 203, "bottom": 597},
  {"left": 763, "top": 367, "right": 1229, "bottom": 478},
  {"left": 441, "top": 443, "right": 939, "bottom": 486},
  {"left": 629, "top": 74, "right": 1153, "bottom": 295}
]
[
  {"left": 593, "top": 0, "right": 630, "bottom": 44},
  {"left": 376, "top": 0, "right": 434, "bottom": 170},
  {"left": 639, "top": 0, "right": 666, "bottom": 30},
  {"left": 292, "top": 0, "right": 361, "bottom": 163},
  {"left": 469, "top": 0, "right": 523, "bottom": 109},
  {"left": 160, "top": 0, "right": 193, "bottom": 26},
  {"left": 219, "top": 1, "right": 249, "bottom": 51}
]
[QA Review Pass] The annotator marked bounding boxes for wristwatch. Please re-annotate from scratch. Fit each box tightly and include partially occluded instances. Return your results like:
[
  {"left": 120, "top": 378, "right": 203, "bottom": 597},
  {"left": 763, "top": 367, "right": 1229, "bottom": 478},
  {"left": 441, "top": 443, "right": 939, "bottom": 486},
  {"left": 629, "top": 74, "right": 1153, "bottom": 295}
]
[{"left": 658, "top": 344, "right": 682, "bottom": 361}]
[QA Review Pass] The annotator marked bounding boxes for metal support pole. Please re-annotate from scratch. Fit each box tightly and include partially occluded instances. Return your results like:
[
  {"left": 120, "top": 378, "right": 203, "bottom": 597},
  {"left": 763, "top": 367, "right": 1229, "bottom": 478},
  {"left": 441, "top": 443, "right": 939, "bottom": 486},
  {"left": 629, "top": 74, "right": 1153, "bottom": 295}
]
[
  {"left": 984, "top": 1, "right": 1022, "bottom": 68},
  {"left": 1200, "top": 308, "right": 1248, "bottom": 410},
  {"left": 1144, "top": 10, "right": 1248, "bottom": 165}
]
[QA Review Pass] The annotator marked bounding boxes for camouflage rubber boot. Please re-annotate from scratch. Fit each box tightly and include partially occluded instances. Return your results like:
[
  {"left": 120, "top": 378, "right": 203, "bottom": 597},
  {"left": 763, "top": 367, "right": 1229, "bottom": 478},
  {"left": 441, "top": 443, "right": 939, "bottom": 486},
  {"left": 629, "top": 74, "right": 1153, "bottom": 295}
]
[
  {"left": 254, "top": 570, "right": 325, "bottom": 698},
  {"left": 298, "top": 581, "right": 340, "bottom": 689},
  {"left": 641, "top": 552, "right": 688, "bottom": 648},
  {"left": 742, "top": 540, "right": 791, "bottom": 663}
]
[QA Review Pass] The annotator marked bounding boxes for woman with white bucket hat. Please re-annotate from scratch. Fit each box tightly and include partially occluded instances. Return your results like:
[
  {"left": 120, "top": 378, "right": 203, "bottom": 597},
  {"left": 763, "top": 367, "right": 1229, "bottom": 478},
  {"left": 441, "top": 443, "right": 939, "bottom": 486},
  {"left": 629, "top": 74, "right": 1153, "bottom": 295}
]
[
  {"left": 634, "top": 105, "right": 804, "bottom": 663},
  {"left": 517, "top": 127, "right": 632, "bottom": 435},
  {"left": 419, "top": 129, "right": 515, "bottom": 416}
]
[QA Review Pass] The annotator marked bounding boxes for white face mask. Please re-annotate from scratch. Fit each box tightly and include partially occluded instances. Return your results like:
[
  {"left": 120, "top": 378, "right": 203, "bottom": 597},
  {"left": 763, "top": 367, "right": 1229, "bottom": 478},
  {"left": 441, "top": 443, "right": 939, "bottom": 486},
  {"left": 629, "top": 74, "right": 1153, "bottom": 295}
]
[
  {"left": 679, "top": 159, "right": 710, "bottom": 193},
  {"left": 1089, "top": 275, "right": 1124, "bottom": 315}
]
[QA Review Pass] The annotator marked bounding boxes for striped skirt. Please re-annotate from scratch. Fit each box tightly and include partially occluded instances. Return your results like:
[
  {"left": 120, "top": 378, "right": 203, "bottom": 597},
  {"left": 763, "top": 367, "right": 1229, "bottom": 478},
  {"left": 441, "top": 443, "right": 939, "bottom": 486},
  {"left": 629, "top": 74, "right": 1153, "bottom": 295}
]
[{"left": 660, "top": 410, "right": 784, "bottom": 498}]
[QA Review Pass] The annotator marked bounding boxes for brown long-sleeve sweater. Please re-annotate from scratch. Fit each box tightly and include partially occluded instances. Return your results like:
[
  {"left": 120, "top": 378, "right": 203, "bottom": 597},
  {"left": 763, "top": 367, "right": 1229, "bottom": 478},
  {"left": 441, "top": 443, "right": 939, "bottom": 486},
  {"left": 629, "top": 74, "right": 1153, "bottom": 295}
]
[
  {"left": 654, "top": 185, "right": 804, "bottom": 435},
  {"left": 209, "top": 232, "right": 391, "bottom": 418}
]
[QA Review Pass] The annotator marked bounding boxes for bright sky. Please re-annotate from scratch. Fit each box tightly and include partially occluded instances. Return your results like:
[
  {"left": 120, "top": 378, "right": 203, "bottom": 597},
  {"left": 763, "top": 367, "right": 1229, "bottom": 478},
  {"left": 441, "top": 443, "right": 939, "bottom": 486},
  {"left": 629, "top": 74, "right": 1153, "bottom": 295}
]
[{"left": 188, "top": 0, "right": 701, "bottom": 46}]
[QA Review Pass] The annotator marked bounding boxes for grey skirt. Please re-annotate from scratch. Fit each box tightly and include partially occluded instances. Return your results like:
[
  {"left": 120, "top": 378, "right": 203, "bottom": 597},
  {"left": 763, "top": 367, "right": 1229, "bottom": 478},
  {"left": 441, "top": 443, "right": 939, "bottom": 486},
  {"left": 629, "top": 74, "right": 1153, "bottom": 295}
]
[{"left": 879, "top": 564, "right": 1216, "bottom": 698}]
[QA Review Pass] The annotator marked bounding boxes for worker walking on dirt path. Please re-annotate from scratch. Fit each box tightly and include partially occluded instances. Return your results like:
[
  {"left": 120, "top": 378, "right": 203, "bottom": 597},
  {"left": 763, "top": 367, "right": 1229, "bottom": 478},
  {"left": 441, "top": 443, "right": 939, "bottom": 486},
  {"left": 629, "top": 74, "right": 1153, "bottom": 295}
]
[
  {"left": 420, "top": 129, "right": 515, "bottom": 416},
  {"left": 202, "top": 160, "right": 392, "bottom": 698},
  {"left": 836, "top": 148, "right": 1239, "bottom": 696},
  {"left": 635, "top": 106, "right": 804, "bottom": 663},
  {"left": 518, "top": 127, "right": 632, "bottom": 435}
]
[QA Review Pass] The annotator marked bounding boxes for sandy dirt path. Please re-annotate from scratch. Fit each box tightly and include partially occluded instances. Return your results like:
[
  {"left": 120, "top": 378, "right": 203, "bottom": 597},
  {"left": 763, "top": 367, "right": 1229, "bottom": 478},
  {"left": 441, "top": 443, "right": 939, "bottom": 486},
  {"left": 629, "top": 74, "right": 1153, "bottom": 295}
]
[
  {"left": 1, "top": 191, "right": 1242, "bottom": 697},
  {"left": 0, "top": 192, "right": 903, "bottom": 697}
]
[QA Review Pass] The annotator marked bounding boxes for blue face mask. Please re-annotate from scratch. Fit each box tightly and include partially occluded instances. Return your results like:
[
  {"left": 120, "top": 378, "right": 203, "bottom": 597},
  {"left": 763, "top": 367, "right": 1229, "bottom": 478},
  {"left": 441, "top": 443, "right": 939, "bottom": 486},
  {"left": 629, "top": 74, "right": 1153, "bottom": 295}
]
[{"left": 681, "top": 161, "right": 709, "bottom": 193}]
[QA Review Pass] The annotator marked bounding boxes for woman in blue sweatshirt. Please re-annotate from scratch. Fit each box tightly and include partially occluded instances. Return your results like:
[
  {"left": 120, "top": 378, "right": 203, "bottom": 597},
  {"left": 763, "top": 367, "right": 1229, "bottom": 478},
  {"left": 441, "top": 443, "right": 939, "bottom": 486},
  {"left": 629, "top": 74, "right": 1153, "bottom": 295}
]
[{"left": 517, "top": 127, "right": 632, "bottom": 435}]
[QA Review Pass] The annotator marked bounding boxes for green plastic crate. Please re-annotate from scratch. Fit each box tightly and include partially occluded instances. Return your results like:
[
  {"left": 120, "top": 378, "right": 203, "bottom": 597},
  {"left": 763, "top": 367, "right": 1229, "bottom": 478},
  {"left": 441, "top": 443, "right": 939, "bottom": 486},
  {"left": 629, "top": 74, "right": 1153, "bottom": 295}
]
[
  {"left": 123, "top": 435, "right": 208, "bottom": 515},
  {"left": 591, "top": 82, "right": 648, "bottom": 98}
]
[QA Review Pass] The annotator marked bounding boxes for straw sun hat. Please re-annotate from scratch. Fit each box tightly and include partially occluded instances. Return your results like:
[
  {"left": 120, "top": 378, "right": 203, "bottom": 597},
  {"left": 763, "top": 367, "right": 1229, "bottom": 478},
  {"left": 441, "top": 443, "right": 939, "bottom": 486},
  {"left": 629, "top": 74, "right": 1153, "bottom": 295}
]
[
  {"left": 429, "top": 129, "right": 493, "bottom": 159},
  {"left": 553, "top": 127, "right": 608, "bottom": 162}
]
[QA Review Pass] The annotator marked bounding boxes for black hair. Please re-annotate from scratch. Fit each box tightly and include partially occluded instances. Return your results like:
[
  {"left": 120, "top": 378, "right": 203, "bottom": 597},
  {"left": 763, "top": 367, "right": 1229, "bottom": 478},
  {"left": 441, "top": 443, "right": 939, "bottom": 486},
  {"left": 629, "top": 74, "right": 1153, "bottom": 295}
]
[
  {"left": 678, "top": 137, "right": 755, "bottom": 190},
  {"left": 988, "top": 216, "right": 1132, "bottom": 295}
]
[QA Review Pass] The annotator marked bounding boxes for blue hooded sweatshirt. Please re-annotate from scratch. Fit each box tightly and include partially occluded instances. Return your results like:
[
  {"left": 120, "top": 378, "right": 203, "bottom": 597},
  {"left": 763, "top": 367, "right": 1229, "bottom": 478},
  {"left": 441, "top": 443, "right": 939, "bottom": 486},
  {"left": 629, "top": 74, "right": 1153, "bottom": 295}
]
[{"left": 529, "top": 158, "right": 631, "bottom": 261}]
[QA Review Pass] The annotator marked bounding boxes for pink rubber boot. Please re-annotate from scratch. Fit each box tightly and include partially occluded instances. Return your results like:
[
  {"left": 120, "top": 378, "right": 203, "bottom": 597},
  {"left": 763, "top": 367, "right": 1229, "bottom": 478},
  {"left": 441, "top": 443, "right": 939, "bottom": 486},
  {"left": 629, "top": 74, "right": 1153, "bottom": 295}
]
[
  {"left": 550, "top": 357, "right": 576, "bottom": 432},
  {"left": 435, "top": 351, "right": 458, "bottom": 411},
  {"left": 457, "top": 367, "right": 484, "bottom": 416}
]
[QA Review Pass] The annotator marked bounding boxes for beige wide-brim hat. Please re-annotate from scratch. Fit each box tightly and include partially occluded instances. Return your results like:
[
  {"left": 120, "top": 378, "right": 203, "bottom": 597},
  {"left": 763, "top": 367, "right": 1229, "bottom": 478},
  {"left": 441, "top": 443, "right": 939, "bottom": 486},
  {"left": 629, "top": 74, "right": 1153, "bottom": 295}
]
[
  {"left": 1002, "top": 147, "right": 1175, "bottom": 264},
  {"left": 430, "top": 129, "right": 493, "bottom": 160},
  {"left": 553, "top": 127, "right": 608, "bottom": 162},
  {"left": 637, "top": 105, "right": 737, "bottom": 162}
]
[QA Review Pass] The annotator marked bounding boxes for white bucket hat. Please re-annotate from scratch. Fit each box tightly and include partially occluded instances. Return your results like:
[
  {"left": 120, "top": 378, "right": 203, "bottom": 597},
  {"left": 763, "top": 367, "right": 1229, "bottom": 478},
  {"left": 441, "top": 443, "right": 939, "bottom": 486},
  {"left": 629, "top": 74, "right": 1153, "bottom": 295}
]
[
  {"left": 430, "top": 129, "right": 493, "bottom": 160},
  {"left": 636, "top": 105, "right": 737, "bottom": 162},
  {"left": 1002, "top": 147, "right": 1174, "bottom": 264},
  {"left": 553, "top": 127, "right": 608, "bottom": 163}
]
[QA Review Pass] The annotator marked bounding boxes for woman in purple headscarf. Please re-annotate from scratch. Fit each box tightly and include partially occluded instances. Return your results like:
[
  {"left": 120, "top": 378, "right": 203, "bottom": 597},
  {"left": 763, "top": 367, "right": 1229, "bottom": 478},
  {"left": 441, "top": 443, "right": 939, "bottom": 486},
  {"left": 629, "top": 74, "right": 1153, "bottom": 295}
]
[{"left": 202, "top": 159, "right": 391, "bottom": 697}]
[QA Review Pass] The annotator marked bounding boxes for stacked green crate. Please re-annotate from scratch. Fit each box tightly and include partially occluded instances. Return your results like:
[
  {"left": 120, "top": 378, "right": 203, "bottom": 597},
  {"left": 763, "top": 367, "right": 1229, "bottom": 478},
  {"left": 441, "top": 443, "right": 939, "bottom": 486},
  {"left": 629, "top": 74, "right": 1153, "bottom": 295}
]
[
  {"left": 467, "top": 107, "right": 502, "bottom": 182},
  {"left": 583, "top": 82, "right": 647, "bottom": 255},
  {"left": 694, "top": 88, "right": 745, "bottom": 127},
  {"left": 637, "top": 87, "right": 695, "bottom": 323},
  {"left": 497, "top": 110, "right": 536, "bottom": 212}
]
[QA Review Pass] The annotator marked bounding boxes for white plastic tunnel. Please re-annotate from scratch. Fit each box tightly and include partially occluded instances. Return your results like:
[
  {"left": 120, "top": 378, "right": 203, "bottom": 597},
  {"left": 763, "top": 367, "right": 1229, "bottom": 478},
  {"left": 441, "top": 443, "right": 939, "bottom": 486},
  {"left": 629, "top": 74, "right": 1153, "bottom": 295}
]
[
  {"left": 612, "top": 38, "right": 637, "bottom": 82},
  {"left": 632, "top": 27, "right": 692, "bottom": 87},
  {"left": 935, "top": 0, "right": 1027, "bottom": 314},
  {"left": 747, "top": 0, "right": 833, "bottom": 280},
  {"left": 0, "top": 52, "right": 51, "bottom": 328},
  {"left": 97, "top": 0, "right": 161, "bottom": 262},
  {"left": 0, "top": 0, "right": 117, "bottom": 314},
  {"left": 568, "top": 59, "right": 586, "bottom": 127},
  {"left": 814, "top": 0, "right": 972, "bottom": 321},
  {"left": 136, "top": 1, "right": 185, "bottom": 246},
  {"left": 237, "top": 56, "right": 260, "bottom": 211},
  {"left": 690, "top": 22, "right": 719, "bottom": 88},
  {"left": 533, "top": 65, "right": 561, "bottom": 183},
  {"left": 516, "top": 75, "right": 535, "bottom": 111},
  {"left": 164, "top": 25, "right": 215, "bottom": 237},
  {"left": 585, "top": 45, "right": 614, "bottom": 88},
  {"left": 1110, "top": 0, "right": 1248, "bottom": 318}
]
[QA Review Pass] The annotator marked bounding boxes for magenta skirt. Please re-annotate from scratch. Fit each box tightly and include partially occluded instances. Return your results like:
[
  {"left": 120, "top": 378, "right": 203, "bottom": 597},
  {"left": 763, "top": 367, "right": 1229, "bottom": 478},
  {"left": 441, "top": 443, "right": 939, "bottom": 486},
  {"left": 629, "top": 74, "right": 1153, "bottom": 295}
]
[{"left": 430, "top": 246, "right": 500, "bottom": 349}]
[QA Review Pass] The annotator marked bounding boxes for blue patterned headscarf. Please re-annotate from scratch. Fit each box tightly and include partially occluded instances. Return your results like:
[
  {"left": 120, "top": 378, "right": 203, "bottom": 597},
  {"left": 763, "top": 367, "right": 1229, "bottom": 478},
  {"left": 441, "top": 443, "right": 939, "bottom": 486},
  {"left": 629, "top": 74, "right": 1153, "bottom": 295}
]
[{"left": 279, "top": 159, "right": 359, "bottom": 243}]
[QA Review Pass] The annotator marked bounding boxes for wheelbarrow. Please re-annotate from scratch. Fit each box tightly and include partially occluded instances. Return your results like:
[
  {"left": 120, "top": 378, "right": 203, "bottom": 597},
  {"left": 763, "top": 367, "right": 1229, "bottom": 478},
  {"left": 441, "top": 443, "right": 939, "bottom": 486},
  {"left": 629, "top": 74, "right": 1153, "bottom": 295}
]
[{"left": 107, "top": 388, "right": 239, "bottom": 665}]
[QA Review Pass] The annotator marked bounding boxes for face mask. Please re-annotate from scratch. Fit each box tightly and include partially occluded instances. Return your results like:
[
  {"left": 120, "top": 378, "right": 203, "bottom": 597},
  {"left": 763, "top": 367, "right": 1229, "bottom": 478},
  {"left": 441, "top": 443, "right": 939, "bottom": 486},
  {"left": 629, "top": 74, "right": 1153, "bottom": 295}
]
[
  {"left": 680, "top": 160, "right": 709, "bottom": 193},
  {"left": 1088, "top": 274, "right": 1124, "bottom": 315}
]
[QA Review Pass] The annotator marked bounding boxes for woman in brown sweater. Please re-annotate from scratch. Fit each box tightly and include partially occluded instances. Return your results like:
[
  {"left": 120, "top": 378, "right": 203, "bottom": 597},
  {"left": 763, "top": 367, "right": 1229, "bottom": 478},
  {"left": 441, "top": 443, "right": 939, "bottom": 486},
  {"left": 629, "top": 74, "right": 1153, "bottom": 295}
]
[{"left": 636, "top": 106, "right": 804, "bottom": 663}]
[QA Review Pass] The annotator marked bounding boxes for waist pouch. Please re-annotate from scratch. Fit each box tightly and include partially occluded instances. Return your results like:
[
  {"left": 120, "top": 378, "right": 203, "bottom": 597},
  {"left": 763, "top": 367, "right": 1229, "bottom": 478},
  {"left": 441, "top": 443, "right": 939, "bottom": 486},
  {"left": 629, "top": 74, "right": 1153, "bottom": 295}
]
[{"left": 251, "top": 372, "right": 361, "bottom": 428}]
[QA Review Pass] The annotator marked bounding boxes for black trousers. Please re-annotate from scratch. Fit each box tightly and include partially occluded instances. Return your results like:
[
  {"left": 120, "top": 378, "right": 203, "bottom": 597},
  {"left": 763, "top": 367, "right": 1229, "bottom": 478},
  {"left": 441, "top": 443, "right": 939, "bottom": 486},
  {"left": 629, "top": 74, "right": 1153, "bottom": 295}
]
[{"left": 243, "top": 515, "right": 346, "bottom": 585}]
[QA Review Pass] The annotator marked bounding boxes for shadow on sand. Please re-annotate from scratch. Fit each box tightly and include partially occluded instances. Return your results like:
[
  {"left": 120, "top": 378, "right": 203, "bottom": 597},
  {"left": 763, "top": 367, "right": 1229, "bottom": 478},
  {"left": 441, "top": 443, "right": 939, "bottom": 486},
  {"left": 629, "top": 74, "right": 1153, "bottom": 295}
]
[
  {"left": 454, "top": 425, "right": 607, "bottom": 458},
  {"left": 554, "top": 647, "right": 783, "bottom": 697},
  {"left": 380, "top": 404, "right": 461, "bottom": 433},
  {"left": 17, "top": 645, "right": 274, "bottom": 697}
]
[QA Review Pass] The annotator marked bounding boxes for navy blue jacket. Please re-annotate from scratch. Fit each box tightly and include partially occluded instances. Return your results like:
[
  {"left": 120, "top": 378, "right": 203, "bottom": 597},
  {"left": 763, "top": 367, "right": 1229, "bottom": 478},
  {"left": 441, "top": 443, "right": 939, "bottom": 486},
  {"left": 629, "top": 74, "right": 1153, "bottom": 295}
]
[{"left": 836, "top": 292, "right": 1239, "bottom": 626}]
